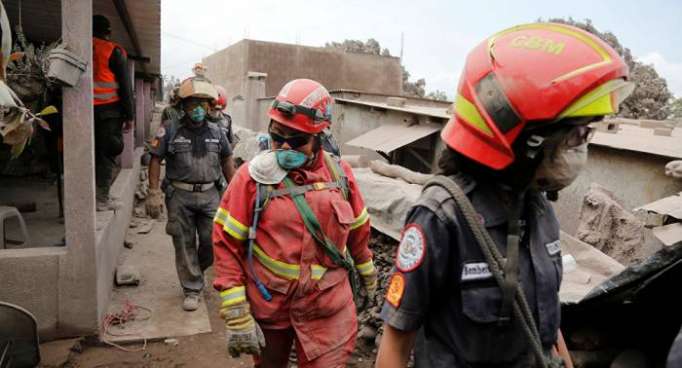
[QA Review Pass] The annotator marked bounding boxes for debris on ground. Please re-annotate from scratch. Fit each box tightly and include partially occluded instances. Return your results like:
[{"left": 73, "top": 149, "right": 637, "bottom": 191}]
[
  {"left": 665, "top": 160, "right": 682, "bottom": 179},
  {"left": 136, "top": 221, "right": 154, "bottom": 234},
  {"left": 115, "top": 265, "right": 141, "bottom": 286}
]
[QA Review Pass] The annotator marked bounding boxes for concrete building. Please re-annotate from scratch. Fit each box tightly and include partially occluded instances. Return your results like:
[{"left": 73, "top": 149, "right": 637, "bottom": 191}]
[
  {"left": 0, "top": 0, "right": 161, "bottom": 339},
  {"left": 554, "top": 120, "right": 682, "bottom": 236},
  {"left": 202, "top": 39, "right": 404, "bottom": 129}
]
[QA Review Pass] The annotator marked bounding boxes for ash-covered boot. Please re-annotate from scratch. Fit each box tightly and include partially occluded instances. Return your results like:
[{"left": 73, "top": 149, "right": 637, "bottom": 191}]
[{"left": 96, "top": 186, "right": 121, "bottom": 212}]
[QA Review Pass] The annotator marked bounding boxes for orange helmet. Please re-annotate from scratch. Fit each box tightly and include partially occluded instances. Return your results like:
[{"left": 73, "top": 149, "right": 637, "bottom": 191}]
[
  {"left": 268, "top": 79, "right": 333, "bottom": 134},
  {"left": 214, "top": 85, "right": 227, "bottom": 110},
  {"left": 442, "top": 23, "right": 634, "bottom": 170}
]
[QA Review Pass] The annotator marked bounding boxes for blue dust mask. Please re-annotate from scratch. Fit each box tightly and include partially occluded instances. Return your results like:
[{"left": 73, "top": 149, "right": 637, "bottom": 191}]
[
  {"left": 189, "top": 106, "right": 206, "bottom": 123},
  {"left": 275, "top": 149, "right": 308, "bottom": 170}
]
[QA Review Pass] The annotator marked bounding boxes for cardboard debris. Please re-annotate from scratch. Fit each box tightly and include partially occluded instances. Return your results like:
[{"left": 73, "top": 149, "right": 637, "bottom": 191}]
[
  {"left": 559, "top": 231, "right": 625, "bottom": 304},
  {"left": 634, "top": 192, "right": 682, "bottom": 220},
  {"left": 652, "top": 223, "right": 682, "bottom": 246}
]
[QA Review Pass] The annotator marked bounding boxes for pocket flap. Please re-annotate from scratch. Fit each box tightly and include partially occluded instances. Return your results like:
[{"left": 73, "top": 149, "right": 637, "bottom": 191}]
[
  {"left": 462, "top": 286, "right": 502, "bottom": 324},
  {"left": 316, "top": 268, "right": 347, "bottom": 291},
  {"left": 331, "top": 200, "right": 354, "bottom": 225}
]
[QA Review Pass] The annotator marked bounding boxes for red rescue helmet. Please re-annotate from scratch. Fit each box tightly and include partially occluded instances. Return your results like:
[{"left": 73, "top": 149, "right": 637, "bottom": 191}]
[
  {"left": 214, "top": 85, "right": 227, "bottom": 110},
  {"left": 268, "top": 79, "right": 333, "bottom": 134},
  {"left": 442, "top": 23, "right": 634, "bottom": 170}
]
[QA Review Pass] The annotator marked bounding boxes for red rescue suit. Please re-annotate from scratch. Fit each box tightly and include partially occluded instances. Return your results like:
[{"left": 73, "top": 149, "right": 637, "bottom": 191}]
[{"left": 213, "top": 152, "right": 372, "bottom": 365}]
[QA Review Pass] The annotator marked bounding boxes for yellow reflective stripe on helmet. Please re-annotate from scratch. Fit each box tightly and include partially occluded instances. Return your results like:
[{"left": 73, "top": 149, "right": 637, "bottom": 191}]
[
  {"left": 350, "top": 207, "right": 370, "bottom": 230},
  {"left": 252, "top": 244, "right": 300, "bottom": 280},
  {"left": 557, "top": 79, "right": 635, "bottom": 120},
  {"left": 311, "top": 265, "right": 327, "bottom": 280},
  {"left": 355, "top": 259, "right": 375, "bottom": 276},
  {"left": 220, "top": 286, "right": 246, "bottom": 307},
  {"left": 220, "top": 212, "right": 249, "bottom": 241},
  {"left": 455, "top": 94, "right": 494, "bottom": 136}
]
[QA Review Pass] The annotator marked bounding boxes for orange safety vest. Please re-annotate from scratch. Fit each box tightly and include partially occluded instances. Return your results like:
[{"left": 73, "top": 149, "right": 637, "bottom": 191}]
[{"left": 92, "top": 37, "right": 127, "bottom": 106}]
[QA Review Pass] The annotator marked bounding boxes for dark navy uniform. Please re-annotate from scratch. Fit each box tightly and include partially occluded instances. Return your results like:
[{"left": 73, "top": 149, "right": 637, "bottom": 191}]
[
  {"left": 207, "top": 111, "right": 235, "bottom": 145},
  {"left": 150, "top": 118, "right": 232, "bottom": 294},
  {"left": 381, "top": 174, "right": 563, "bottom": 367}
]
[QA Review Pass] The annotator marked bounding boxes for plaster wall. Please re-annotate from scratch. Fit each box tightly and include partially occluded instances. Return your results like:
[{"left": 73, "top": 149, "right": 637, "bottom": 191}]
[
  {"left": 0, "top": 248, "right": 64, "bottom": 339},
  {"left": 203, "top": 40, "right": 403, "bottom": 110}
]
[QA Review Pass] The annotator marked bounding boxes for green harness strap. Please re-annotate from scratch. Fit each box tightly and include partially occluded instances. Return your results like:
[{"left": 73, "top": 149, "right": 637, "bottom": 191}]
[{"left": 282, "top": 177, "right": 360, "bottom": 298}]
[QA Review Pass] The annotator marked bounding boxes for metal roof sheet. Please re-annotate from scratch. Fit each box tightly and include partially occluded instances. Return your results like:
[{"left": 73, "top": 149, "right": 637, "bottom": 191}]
[
  {"left": 4, "top": 0, "right": 160, "bottom": 75},
  {"left": 335, "top": 98, "right": 451, "bottom": 120},
  {"left": 634, "top": 192, "right": 682, "bottom": 219},
  {"left": 590, "top": 124, "right": 682, "bottom": 159},
  {"left": 345, "top": 121, "right": 442, "bottom": 153}
]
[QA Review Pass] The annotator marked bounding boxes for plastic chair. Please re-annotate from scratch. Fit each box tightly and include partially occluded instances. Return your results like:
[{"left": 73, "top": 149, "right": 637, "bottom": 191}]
[
  {"left": 0, "top": 207, "right": 30, "bottom": 249},
  {"left": 0, "top": 302, "right": 40, "bottom": 367}
]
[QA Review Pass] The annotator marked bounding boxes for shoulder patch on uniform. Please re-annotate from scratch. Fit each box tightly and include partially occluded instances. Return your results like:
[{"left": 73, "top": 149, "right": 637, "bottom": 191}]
[
  {"left": 155, "top": 126, "right": 166, "bottom": 138},
  {"left": 461, "top": 262, "right": 493, "bottom": 282},
  {"left": 545, "top": 240, "right": 561, "bottom": 256},
  {"left": 396, "top": 224, "right": 426, "bottom": 272},
  {"left": 386, "top": 273, "right": 405, "bottom": 308}
]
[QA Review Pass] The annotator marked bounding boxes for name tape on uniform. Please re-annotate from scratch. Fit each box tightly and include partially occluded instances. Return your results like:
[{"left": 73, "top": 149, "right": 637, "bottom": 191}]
[
  {"left": 461, "top": 262, "right": 493, "bottom": 282},
  {"left": 173, "top": 136, "right": 191, "bottom": 144},
  {"left": 545, "top": 240, "right": 561, "bottom": 256},
  {"left": 396, "top": 224, "right": 426, "bottom": 272}
]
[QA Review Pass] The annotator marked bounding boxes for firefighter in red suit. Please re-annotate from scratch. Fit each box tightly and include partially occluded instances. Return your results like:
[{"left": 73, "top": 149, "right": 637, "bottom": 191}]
[{"left": 212, "top": 79, "right": 376, "bottom": 367}]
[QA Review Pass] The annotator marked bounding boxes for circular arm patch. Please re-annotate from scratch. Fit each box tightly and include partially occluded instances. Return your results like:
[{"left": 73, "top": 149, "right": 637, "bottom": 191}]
[{"left": 395, "top": 224, "right": 426, "bottom": 272}]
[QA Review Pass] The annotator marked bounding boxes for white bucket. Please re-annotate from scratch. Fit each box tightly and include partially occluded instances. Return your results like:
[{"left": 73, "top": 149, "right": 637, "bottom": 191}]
[{"left": 47, "top": 47, "right": 87, "bottom": 87}]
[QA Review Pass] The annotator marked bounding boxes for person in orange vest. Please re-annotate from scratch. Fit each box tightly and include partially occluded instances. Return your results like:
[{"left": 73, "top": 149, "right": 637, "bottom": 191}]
[
  {"left": 92, "top": 15, "right": 134, "bottom": 211},
  {"left": 213, "top": 79, "right": 377, "bottom": 367}
]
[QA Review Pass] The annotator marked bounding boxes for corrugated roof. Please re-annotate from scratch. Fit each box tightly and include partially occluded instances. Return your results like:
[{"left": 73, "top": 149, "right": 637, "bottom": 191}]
[
  {"left": 590, "top": 125, "right": 682, "bottom": 159},
  {"left": 335, "top": 98, "right": 451, "bottom": 120},
  {"left": 345, "top": 121, "right": 442, "bottom": 153},
  {"left": 3, "top": 0, "right": 161, "bottom": 76}
]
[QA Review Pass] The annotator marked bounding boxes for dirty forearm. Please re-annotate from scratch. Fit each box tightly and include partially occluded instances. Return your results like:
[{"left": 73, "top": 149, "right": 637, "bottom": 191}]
[
  {"left": 222, "top": 156, "right": 235, "bottom": 182},
  {"left": 149, "top": 156, "right": 161, "bottom": 190},
  {"left": 375, "top": 324, "right": 417, "bottom": 368}
]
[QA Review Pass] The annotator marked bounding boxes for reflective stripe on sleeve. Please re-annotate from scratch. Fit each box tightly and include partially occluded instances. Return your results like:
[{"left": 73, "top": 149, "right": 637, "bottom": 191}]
[
  {"left": 355, "top": 259, "right": 375, "bottom": 276},
  {"left": 220, "top": 286, "right": 246, "bottom": 307},
  {"left": 214, "top": 208, "right": 249, "bottom": 241},
  {"left": 350, "top": 207, "right": 369, "bottom": 230}
]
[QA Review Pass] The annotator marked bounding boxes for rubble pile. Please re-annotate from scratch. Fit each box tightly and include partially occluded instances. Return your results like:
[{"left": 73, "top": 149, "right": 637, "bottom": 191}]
[
  {"left": 576, "top": 183, "right": 650, "bottom": 265},
  {"left": 355, "top": 230, "right": 398, "bottom": 355}
]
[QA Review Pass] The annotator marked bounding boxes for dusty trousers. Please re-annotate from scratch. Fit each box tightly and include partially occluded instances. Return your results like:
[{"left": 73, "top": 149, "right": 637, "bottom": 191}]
[
  {"left": 94, "top": 104, "right": 125, "bottom": 192},
  {"left": 165, "top": 186, "right": 219, "bottom": 294},
  {"left": 253, "top": 327, "right": 356, "bottom": 368}
]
